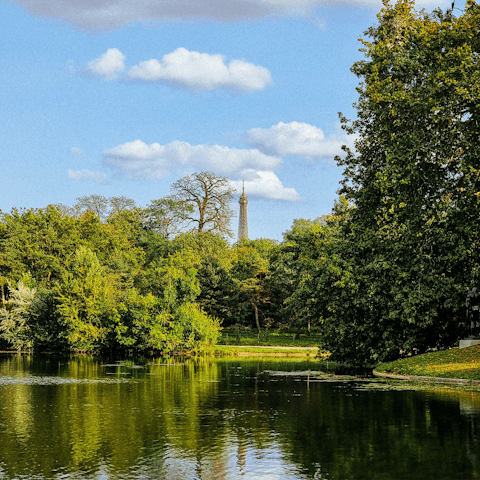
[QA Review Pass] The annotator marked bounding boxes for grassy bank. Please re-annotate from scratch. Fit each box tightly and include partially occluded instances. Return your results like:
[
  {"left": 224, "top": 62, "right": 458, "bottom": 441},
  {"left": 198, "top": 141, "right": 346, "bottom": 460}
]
[
  {"left": 374, "top": 345, "right": 480, "bottom": 380},
  {"left": 203, "top": 345, "right": 325, "bottom": 357},
  {"left": 219, "top": 328, "right": 321, "bottom": 348},
  {"left": 204, "top": 328, "right": 324, "bottom": 357}
]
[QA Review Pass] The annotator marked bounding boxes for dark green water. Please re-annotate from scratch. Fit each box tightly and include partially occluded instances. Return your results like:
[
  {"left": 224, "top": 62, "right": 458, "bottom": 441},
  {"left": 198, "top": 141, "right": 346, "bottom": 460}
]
[{"left": 0, "top": 355, "right": 479, "bottom": 480}]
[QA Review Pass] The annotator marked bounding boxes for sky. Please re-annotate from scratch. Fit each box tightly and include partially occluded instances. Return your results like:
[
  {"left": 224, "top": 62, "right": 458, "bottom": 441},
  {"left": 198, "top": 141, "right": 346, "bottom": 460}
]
[{"left": 0, "top": 0, "right": 467, "bottom": 242}]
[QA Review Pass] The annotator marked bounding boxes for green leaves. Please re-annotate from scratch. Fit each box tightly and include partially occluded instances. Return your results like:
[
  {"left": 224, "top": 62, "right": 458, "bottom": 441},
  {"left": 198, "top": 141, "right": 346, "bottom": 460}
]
[
  {"left": 0, "top": 208, "right": 221, "bottom": 353},
  {"left": 0, "top": 274, "right": 36, "bottom": 351},
  {"left": 324, "top": 1, "right": 480, "bottom": 365},
  {"left": 55, "top": 246, "right": 120, "bottom": 352}
]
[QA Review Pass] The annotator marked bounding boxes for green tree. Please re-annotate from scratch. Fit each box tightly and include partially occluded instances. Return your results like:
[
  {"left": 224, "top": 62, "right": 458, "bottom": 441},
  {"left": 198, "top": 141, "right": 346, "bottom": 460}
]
[
  {"left": 326, "top": 0, "right": 480, "bottom": 365},
  {"left": 230, "top": 240, "right": 274, "bottom": 332},
  {"left": 55, "top": 246, "right": 121, "bottom": 352},
  {"left": 172, "top": 232, "right": 234, "bottom": 321},
  {"left": 0, "top": 206, "right": 145, "bottom": 292},
  {"left": 136, "top": 301, "right": 220, "bottom": 353},
  {"left": 132, "top": 238, "right": 221, "bottom": 352},
  {"left": 0, "top": 206, "right": 83, "bottom": 287},
  {"left": 0, "top": 202, "right": 223, "bottom": 353},
  {"left": 0, "top": 274, "right": 37, "bottom": 351},
  {"left": 28, "top": 286, "right": 66, "bottom": 351}
]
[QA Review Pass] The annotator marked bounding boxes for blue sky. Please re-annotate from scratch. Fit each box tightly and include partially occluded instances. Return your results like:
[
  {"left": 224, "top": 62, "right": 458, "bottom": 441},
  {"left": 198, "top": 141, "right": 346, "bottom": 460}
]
[{"left": 0, "top": 0, "right": 464, "bottom": 241}]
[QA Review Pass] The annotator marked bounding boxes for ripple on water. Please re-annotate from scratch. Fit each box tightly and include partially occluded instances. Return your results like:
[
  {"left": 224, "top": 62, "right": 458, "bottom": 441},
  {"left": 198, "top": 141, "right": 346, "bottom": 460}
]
[{"left": 0, "top": 376, "right": 132, "bottom": 386}]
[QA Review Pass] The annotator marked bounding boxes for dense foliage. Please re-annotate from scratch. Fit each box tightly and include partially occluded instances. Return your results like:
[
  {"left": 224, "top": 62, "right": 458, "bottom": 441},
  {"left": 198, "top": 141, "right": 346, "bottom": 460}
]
[
  {"left": 0, "top": 169, "right": 285, "bottom": 354},
  {"left": 331, "top": 0, "right": 480, "bottom": 364},
  {"left": 0, "top": 173, "right": 236, "bottom": 353},
  {"left": 270, "top": 0, "right": 480, "bottom": 365}
]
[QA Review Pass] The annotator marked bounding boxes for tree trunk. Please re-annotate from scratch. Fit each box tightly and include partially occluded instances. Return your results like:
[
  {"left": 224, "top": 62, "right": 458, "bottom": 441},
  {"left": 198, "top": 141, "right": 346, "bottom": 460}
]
[{"left": 253, "top": 303, "right": 261, "bottom": 333}]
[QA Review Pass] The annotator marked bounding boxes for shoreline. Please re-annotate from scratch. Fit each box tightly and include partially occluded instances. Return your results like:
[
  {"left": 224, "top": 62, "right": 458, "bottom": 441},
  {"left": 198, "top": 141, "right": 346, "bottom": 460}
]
[
  {"left": 203, "top": 345, "right": 321, "bottom": 357},
  {"left": 373, "top": 369, "right": 480, "bottom": 386},
  {"left": 0, "top": 346, "right": 322, "bottom": 358}
]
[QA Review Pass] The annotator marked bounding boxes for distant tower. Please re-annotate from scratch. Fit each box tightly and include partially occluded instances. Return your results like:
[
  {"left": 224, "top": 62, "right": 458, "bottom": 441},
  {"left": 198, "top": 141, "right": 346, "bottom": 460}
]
[{"left": 238, "top": 181, "right": 248, "bottom": 241}]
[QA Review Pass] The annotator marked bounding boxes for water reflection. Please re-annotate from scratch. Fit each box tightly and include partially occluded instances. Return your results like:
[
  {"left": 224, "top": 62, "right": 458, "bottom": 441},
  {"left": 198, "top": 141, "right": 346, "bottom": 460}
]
[{"left": 0, "top": 354, "right": 479, "bottom": 479}]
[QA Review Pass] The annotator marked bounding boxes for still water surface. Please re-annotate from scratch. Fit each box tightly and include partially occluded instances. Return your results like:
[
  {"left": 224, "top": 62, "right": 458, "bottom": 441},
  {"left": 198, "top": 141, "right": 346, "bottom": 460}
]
[{"left": 0, "top": 354, "right": 479, "bottom": 479}]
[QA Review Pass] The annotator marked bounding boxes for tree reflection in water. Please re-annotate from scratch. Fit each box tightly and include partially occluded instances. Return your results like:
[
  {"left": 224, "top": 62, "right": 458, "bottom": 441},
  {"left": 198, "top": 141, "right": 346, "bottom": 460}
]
[{"left": 0, "top": 354, "right": 478, "bottom": 479}]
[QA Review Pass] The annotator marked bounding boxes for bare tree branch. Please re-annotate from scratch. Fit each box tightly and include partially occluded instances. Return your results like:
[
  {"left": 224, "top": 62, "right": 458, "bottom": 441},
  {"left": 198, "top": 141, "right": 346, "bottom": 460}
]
[{"left": 170, "top": 171, "right": 236, "bottom": 238}]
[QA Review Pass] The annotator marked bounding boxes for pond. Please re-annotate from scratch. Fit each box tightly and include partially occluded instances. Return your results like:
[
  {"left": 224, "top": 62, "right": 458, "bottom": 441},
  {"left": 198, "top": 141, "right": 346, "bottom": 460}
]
[{"left": 0, "top": 354, "right": 479, "bottom": 479}]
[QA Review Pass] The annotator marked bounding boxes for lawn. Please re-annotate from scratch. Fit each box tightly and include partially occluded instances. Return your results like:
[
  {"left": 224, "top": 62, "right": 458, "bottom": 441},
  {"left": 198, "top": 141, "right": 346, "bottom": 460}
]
[
  {"left": 202, "top": 344, "right": 323, "bottom": 357},
  {"left": 200, "top": 327, "right": 324, "bottom": 357},
  {"left": 218, "top": 327, "right": 321, "bottom": 348},
  {"left": 374, "top": 345, "right": 480, "bottom": 380}
]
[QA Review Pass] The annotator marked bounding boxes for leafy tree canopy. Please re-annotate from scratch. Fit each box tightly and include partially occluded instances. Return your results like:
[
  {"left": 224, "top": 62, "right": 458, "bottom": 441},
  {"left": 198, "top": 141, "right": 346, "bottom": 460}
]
[{"left": 325, "top": 0, "right": 480, "bottom": 365}]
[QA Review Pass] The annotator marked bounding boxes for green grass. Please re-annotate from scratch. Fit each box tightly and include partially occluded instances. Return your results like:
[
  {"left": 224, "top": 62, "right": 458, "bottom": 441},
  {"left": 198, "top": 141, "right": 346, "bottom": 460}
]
[
  {"left": 202, "top": 344, "right": 322, "bottom": 357},
  {"left": 219, "top": 327, "right": 321, "bottom": 348},
  {"left": 375, "top": 345, "right": 480, "bottom": 380},
  {"left": 203, "top": 327, "right": 325, "bottom": 357}
]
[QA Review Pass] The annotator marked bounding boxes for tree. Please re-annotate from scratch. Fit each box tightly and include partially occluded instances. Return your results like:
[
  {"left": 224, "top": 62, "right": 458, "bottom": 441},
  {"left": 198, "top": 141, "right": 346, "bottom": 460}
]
[
  {"left": 143, "top": 197, "right": 193, "bottom": 238},
  {"left": 272, "top": 215, "right": 339, "bottom": 334},
  {"left": 0, "top": 206, "right": 83, "bottom": 287},
  {"left": 47, "top": 203, "right": 75, "bottom": 217},
  {"left": 0, "top": 205, "right": 145, "bottom": 291},
  {"left": 53, "top": 196, "right": 136, "bottom": 222},
  {"left": 75, "top": 195, "right": 109, "bottom": 222},
  {"left": 0, "top": 274, "right": 37, "bottom": 351},
  {"left": 186, "top": 232, "right": 235, "bottom": 323},
  {"left": 230, "top": 240, "right": 273, "bottom": 332},
  {"left": 170, "top": 171, "right": 236, "bottom": 238},
  {"left": 130, "top": 238, "right": 221, "bottom": 352},
  {"left": 325, "top": 0, "right": 480, "bottom": 365},
  {"left": 108, "top": 196, "right": 137, "bottom": 217},
  {"left": 55, "top": 246, "right": 121, "bottom": 352}
]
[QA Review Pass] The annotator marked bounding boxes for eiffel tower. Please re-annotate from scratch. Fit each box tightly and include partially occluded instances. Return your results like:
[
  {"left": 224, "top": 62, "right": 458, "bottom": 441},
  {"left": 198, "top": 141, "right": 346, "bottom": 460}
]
[{"left": 238, "top": 181, "right": 248, "bottom": 241}]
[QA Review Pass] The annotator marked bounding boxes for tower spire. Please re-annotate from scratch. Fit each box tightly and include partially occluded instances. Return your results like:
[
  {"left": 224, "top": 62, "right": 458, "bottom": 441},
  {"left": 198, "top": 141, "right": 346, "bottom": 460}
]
[{"left": 238, "top": 182, "right": 248, "bottom": 241}]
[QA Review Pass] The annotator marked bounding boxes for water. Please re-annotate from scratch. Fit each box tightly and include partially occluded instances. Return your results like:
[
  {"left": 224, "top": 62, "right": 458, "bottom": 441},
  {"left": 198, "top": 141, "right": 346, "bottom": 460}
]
[{"left": 0, "top": 354, "right": 479, "bottom": 479}]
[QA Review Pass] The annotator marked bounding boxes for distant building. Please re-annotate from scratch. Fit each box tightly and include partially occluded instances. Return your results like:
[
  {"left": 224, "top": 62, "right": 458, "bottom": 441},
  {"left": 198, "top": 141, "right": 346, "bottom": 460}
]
[{"left": 238, "top": 182, "right": 248, "bottom": 241}]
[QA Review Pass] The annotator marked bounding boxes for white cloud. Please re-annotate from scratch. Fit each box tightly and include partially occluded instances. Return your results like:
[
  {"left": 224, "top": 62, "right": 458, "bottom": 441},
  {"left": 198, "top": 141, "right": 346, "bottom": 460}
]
[
  {"left": 13, "top": 0, "right": 451, "bottom": 29},
  {"left": 86, "top": 48, "right": 271, "bottom": 91},
  {"left": 103, "top": 120, "right": 350, "bottom": 200},
  {"left": 231, "top": 170, "right": 302, "bottom": 201},
  {"left": 88, "top": 48, "right": 125, "bottom": 80},
  {"left": 247, "top": 121, "right": 354, "bottom": 159},
  {"left": 128, "top": 48, "right": 271, "bottom": 91},
  {"left": 103, "top": 140, "right": 282, "bottom": 180},
  {"left": 104, "top": 139, "right": 300, "bottom": 200},
  {"left": 68, "top": 169, "right": 107, "bottom": 183}
]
